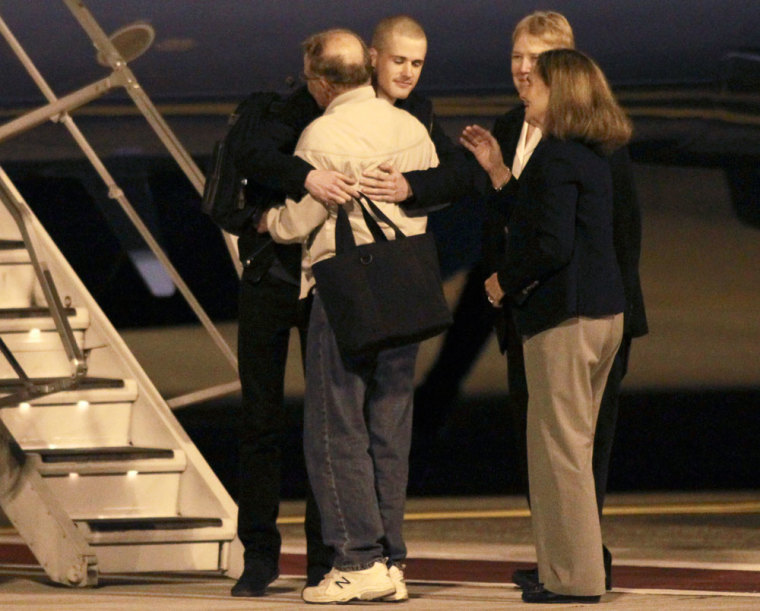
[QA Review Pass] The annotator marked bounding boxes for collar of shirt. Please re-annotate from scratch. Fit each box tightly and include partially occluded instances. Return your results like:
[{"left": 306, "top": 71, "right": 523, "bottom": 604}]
[
  {"left": 323, "top": 84, "right": 378, "bottom": 115},
  {"left": 512, "top": 120, "right": 542, "bottom": 180}
]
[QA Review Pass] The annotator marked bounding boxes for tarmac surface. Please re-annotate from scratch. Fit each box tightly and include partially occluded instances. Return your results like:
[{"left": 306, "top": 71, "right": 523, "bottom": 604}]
[{"left": 2, "top": 491, "right": 760, "bottom": 609}]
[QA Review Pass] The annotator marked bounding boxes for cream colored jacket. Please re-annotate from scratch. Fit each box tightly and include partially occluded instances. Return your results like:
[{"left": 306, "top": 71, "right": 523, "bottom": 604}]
[{"left": 265, "top": 85, "right": 439, "bottom": 298}]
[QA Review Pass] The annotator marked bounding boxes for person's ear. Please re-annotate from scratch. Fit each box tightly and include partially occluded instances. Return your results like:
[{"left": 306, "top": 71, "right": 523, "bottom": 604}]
[
  {"left": 369, "top": 47, "right": 378, "bottom": 69},
  {"left": 321, "top": 79, "right": 336, "bottom": 101}
]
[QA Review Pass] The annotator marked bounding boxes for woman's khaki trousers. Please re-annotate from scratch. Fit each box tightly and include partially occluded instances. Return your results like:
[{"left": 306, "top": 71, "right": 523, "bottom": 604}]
[{"left": 523, "top": 314, "right": 623, "bottom": 596}]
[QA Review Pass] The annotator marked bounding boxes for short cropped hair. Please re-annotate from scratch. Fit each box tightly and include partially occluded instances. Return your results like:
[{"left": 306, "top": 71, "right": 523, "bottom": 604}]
[
  {"left": 537, "top": 49, "right": 632, "bottom": 153},
  {"left": 371, "top": 15, "right": 426, "bottom": 51},
  {"left": 302, "top": 28, "right": 372, "bottom": 86},
  {"left": 512, "top": 11, "right": 574, "bottom": 49}
]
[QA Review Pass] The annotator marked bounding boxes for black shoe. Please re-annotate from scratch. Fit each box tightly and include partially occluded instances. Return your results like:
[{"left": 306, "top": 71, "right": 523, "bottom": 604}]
[
  {"left": 522, "top": 584, "right": 600, "bottom": 604},
  {"left": 306, "top": 562, "right": 331, "bottom": 587},
  {"left": 231, "top": 564, "right": 279, "bottom": 597},
  {"left": 515, "top": 546, "right": 611, "bottom": 592},
  {"left": 603, "top": 545, "right": 612, "bottom": 590},
  {"left": 512, "top": 567, "right": 539, "bottom": 590}
]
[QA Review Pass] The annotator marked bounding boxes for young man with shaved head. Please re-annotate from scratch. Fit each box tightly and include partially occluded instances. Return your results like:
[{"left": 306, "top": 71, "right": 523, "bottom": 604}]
[{"left": 361, "top": 15, "right": 471, "bottom": 209}]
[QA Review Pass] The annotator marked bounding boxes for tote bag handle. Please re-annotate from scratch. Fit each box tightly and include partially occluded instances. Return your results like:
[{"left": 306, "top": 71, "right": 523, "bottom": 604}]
[{"left": 334, "top": 193, "right": 406, "bottom": 255}]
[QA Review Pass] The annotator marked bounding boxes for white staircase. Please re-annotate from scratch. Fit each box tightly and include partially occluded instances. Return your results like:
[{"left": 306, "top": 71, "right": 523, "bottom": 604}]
[{"left": 0, "top": 171, "right": 240, "bottom": 585}]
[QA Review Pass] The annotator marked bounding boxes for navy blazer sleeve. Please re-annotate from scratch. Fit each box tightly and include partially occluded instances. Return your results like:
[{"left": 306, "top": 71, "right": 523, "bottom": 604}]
[{"left": 496, "top": 146, "right": 578, "bottom": 301}]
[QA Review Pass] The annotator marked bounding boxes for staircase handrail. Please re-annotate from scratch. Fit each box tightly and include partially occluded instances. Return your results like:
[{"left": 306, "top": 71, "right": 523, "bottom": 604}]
[
  {"left": 0, "top": 176, "right": 89, "bottom": 407},
  {"left": 0, "top": 4, "right": 241, "bottom": 407}
]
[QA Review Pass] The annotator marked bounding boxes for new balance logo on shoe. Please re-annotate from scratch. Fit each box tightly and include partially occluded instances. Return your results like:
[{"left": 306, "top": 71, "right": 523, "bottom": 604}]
[
  {"left": 333, "top": 576, "right": 351, "bottom": 589},
  {"left": 301, "top": 561, "right": 396, "bottom": 604}
]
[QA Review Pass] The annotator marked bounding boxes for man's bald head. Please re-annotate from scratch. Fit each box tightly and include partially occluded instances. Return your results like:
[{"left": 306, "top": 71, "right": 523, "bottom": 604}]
[{"left": 302, "top": 28, "right": 372, "bottom": 89}]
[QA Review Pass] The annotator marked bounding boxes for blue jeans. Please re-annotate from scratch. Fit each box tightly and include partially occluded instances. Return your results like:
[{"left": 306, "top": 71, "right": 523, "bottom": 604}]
[{"left": 304, "top": 292, "right": 417, "bottom": 570}]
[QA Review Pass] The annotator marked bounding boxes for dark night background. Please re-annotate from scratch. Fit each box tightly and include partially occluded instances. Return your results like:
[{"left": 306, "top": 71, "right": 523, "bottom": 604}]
[{"left": 1, "top": 0, "right": 759, "bottom": 501}]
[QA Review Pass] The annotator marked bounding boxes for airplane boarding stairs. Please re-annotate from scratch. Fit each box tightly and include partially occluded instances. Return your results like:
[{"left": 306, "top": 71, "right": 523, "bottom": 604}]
[{"left": 0, "top": 169, "right": 241, "bottom": 586}]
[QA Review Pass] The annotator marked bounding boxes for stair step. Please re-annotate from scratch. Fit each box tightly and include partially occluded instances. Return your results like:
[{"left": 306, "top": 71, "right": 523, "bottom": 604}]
[
  {"left": 0, "top": 247, "right": 30, "bottom": 264},
  {"left": 0, "top": 306, "right": 75, "bottom": 319},
  {"left": 0, "top": 376, "right": 125, "bottom": 393},
  {"left": 87, "top": 541, "right": 231, "bottom": 573},
  {"left": 0, "top": 256, "right": 35, "bottom": 308},
  {"left": 82, "top": 516, "right": 223, "bottom": 533},
  {"left": 2, "top": 376, "right": 139, "bottom": 454},
  {"left": 33, "top": 446, "right": 174, "bottom": 464},
  {"left": 29, "top": 446, "right": 186, "bottom": 477},
  {"left": 75, "top": 516, "right": 235, "bottom": 549},
  {"left": 3, "top": 399, "right": 133, "bottom": 448},
  {"left": 0, "top": 240, "right": 25, "bottom": 250},
  {"left": 3, "top": 377, "right": 137, "bottom": 405},
  {"left": 0, "top": 307, "right": 89, "bottom": 333},
  {"left": 42, "top": 469, "right": 183, "bottom": 516},
  {"left": 0, "top": 377, "right": 131, "bottom": 408},
  {"left": 0, "top": 330, "right": 86, "bottom": 378}
]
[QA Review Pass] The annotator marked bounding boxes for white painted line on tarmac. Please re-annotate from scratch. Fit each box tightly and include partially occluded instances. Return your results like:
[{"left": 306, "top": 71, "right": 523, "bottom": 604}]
[{"left": 275, "top": 499, "right": 760, "bottom": 524}]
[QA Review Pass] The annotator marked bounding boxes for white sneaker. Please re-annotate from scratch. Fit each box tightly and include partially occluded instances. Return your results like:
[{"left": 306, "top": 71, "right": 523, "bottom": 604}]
[
  {"left": 382, "top": 564, "right": 409, "bottom": 601},
  {"left": 301, "top": 561, "right": 396, "bottom": 604}
]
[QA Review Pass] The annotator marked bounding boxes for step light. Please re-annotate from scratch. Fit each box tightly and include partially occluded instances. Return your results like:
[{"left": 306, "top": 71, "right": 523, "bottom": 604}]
[
  {"left": 68, "top": 473, "right": 79, "bottom": 480},
  {"left": 28, "top": 328, "right": 41, "bottom": 341},
  {"left": 19, "top": 402, "right": 30, "bottom": 412},
  {"left": 127, "top": 470, "right": 138, "bottom": 478},
  {"left": 77, "top": 400, "right": 89, "bottom": 410}
]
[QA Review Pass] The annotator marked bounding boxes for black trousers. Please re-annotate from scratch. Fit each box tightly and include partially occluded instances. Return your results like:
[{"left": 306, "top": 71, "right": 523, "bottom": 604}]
[
  {"left": 414, "top": 262, "right": 496, "bottom": 433},
  {"left": 236, "top": 271, "right": 332, "bottom": 573}
]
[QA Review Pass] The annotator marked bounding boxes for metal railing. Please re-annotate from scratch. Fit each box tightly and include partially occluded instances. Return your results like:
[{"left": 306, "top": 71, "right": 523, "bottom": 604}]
[
  {"left": 0, "top": 177, "right": 86, "bottom": 408},
  {"left": 0, "top": 1, "right": 242, "bottom": 407}
]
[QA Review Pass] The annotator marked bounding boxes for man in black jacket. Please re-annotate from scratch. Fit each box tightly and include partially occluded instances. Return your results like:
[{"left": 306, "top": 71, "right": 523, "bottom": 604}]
[
  {"left": 228, "top": 15, "right": 468, "bottom": 598},
  {"left": 230, "top": 85, "right": 350, "bottom": 599}
]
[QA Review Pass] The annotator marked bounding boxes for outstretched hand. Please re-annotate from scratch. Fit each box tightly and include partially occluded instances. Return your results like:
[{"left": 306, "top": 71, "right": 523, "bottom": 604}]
[
  {"left": 460, "top": 124, "right": 506, "bottom": 175},
  {"left": 359, "top": 162, "right": 412, "bottom": 203},
  {"left": 305, "top": 169, "right": 359, "bottom": 205}
]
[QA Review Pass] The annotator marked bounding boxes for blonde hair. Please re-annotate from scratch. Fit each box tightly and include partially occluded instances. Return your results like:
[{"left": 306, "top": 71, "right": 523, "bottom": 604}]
[
  {"left": 537, "top": 49, "right": 632, "bottom": 153},
  {"left": 512, "top": 11, "right": 574, "bottom": 49},
  {"left": 371, "top": 15, "right": 426, "bottom": 51}
]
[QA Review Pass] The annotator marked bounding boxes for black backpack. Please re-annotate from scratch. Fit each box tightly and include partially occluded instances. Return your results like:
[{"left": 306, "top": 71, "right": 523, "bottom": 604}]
[{"left": 202, "top": 91, "right": 284, "bottom": 235}]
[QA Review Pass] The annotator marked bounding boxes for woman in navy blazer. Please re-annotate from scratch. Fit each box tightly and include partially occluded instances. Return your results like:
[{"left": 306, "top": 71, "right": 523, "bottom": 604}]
[{"left": 462, "top": 49, "right": 632, "bottom": 604}]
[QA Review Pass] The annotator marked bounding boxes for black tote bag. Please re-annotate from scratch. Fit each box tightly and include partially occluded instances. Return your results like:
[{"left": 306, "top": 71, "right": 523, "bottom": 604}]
[{"left": 311, "top": 194, "right": 452, "bottom": 355}]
